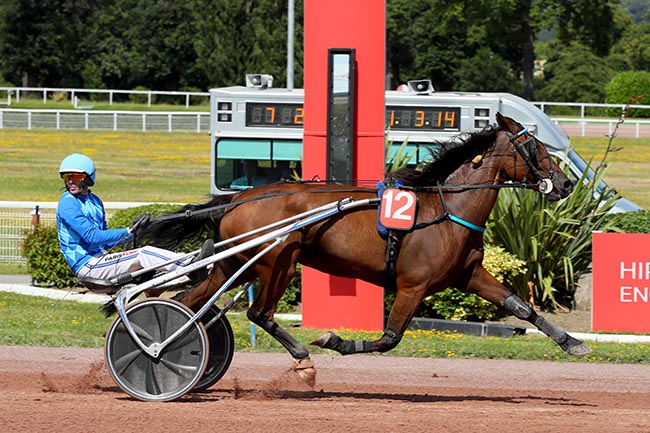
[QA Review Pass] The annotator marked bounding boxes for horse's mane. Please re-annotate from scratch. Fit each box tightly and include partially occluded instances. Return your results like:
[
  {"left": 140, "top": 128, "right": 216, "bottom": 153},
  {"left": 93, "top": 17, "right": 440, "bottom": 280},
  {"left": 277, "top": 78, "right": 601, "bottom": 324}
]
[{"left": 389, "top": 125, "right": 500, "bottom": 187}]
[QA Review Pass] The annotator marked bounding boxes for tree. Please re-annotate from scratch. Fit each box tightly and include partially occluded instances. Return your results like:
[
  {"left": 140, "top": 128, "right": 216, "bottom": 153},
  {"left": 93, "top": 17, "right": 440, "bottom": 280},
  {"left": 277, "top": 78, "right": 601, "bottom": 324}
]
[
  {"left": 0, "top": 0, "right": 93, "bottom": 87},
  {"left": 80, "top": 0, "right": 205, "bottom": 91},
  {"left": 609, "top": 22, "right": 650, "bottom": 72},
  {"left": 540, "top": 44, "right": 615, "bottom": 103},
  {"left": 190, "top": 0, "right": 302, "bottom": 89}
]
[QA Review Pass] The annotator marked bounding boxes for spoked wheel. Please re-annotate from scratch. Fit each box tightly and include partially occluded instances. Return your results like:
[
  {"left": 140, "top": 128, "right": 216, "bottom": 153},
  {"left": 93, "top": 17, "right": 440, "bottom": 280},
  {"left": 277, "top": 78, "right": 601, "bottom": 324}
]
[
  {"left": 104, "top": 298, "right": 209, "bottom": 402},
  {"left": 193, "top": 306, "right": 235, "bottom": 392}
]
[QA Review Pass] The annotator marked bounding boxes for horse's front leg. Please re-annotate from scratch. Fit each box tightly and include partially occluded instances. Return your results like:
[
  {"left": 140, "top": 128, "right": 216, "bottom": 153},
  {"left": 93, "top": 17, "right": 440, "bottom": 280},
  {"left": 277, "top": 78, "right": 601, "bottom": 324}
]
[
  {"left": 311, "top": 284, "right": 424, "bottom": 355},
  {"left": 464, "top": 264, "right": 592, "bottom": 356}
]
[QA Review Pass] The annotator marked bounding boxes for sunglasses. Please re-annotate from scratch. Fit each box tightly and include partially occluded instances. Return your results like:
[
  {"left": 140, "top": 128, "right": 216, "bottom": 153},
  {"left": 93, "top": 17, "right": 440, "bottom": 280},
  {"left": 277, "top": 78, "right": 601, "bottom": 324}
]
[{"left": 62, "top": 173, "right": 87, "bottom": 183}]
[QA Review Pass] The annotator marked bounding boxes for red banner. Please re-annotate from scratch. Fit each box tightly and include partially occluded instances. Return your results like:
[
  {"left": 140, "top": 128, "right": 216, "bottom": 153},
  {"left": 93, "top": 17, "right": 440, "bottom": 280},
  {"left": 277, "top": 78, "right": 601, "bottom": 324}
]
[{"left": 592, "top": 232, "right": 650, "bottom": 333}]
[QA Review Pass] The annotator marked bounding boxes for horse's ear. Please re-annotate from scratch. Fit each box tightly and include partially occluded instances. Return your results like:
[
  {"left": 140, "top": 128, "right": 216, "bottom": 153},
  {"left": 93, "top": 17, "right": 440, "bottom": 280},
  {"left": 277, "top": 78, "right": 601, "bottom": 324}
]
[{"left": 495, "top": 112, "right": 515, "bottom": 133}]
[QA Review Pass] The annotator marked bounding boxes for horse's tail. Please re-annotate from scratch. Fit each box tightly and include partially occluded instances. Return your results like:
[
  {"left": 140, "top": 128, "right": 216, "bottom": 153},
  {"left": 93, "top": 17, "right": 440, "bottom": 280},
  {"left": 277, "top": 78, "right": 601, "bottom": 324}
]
[
  {"left": 139, "top": 194, "right": 235, "bottom": 250},
  {"left": 100, "top": 195, "right": 236, "bottom": 318}
]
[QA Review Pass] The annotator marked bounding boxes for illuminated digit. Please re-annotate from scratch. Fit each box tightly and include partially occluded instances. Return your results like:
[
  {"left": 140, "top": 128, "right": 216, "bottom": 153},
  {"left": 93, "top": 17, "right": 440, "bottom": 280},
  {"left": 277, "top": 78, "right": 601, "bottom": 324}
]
[
  {"left": 415, "top": 110, "right": 425, "bottom": 127},
  {"left": 436, "top": 111, "right": 442, "bottom": 127},
  {"left": 265, "top": 107, "right": 275, "bottom": 124},
  {"left": 445, "top": 111, "right": 456, "bottom": 128},
  {"left": 389, "top": 110, "right": 396, "bottom": 127},
  {"left": 294, "top": 108, "right": 304, "bottom": 125}
]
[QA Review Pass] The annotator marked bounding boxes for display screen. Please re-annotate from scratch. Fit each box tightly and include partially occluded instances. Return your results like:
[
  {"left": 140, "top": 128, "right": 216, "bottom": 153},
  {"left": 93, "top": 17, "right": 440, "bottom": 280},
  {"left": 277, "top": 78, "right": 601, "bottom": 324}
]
[
  {"left": 244, "top": 103, "right": 461, "bottom": 131},
  {"left": 246, "top": 103, "right": 304, "bottom": 128},
  {"left": 386, "top": 106, "right": 460, "bottom": 131}
]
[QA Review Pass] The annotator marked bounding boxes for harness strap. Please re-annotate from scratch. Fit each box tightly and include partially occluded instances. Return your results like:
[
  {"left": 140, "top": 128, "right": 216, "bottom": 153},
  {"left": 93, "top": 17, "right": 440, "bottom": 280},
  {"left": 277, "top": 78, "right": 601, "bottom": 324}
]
[{"left": 436, "top": 182, "right": 485, "bottom": 233}]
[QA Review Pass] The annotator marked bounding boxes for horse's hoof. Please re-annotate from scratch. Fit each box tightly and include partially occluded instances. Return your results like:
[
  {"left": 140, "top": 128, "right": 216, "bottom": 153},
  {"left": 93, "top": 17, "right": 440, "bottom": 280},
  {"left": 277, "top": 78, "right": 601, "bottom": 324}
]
[
  {"left": 561, "top": 335, "right": 593, "bottom": 356},
  {"left": 310, "top": 332, "right": 334, "bottom": 348},
  {"left": 566, "top": 343, "right": 592, "bottom": 356},
  {"left": 291, "top": 357, "right": 316, "bottom": 387}
]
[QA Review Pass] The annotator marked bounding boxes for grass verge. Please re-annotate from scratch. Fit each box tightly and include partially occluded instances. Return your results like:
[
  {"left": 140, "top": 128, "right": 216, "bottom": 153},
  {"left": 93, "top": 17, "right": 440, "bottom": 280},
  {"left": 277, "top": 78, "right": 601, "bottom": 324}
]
[
  {"left": 1, "top": 129, "right": 647, "bottom": 207},
  {"left": 1, "top": 291, "right": 649, "bottom": 364}
]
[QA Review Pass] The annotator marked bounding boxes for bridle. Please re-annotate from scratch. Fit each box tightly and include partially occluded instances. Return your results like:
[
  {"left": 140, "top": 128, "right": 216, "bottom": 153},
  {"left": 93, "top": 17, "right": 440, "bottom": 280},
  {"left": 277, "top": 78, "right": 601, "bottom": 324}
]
[{"left": 506, "top": 127, "right": 555, "bottom": 195}]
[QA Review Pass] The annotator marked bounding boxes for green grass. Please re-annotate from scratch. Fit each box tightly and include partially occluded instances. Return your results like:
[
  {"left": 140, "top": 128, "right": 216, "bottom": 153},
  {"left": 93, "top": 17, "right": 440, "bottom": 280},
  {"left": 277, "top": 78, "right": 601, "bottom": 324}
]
[
  {"left": 1, "top": 291, "right": 648, "bottom": 363},
  {"left": 571, "top": 136, "right": 650, "bottom": 209},
  {"left": 1, "top": 129, "right": 648, "bottom": 207},
  {"left": 0, "top": 263, "right": 27, "bottom": 274}
]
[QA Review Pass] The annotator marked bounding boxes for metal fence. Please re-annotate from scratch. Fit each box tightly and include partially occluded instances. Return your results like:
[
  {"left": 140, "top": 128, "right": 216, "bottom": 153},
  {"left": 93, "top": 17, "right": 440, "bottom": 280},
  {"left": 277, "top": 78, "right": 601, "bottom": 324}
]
[
  {"left": 3, "top": 86, "right": 650, "bottom": 136},
  {"left": 0, "top": 109, "right": 210, "bottom": 133},
  {"left": 0, "top": 201, "right": 152, "bottom": 264}
]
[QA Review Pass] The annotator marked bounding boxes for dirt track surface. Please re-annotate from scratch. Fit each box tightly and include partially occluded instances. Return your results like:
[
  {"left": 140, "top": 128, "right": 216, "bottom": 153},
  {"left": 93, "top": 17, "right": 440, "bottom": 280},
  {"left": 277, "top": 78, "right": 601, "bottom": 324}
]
[{"left": 2, "top": 346, "right": 650, "bottom": 433}]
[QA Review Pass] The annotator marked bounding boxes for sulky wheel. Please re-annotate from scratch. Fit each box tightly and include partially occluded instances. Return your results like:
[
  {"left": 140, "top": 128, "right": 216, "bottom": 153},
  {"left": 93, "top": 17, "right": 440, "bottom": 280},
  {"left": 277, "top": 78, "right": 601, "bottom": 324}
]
[
  {"left": 193, "top": 305, "right": 235, "bottom": 392},
  {"left": 104, "top": 298, "right": 209, "bottom": 402}
]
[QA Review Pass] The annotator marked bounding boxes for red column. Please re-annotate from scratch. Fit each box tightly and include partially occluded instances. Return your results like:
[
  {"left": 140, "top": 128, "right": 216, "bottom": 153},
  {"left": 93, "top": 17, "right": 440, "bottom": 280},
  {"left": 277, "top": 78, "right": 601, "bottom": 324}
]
[{"left": 301, "top": 0, "right": 386, "bottom": 331}]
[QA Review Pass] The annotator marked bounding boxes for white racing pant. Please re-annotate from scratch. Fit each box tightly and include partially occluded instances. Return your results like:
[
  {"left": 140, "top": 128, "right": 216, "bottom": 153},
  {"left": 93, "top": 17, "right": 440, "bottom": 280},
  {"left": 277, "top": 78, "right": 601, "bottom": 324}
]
[{"left": 77, "top": 246, "right": 191, "bottom": 281}]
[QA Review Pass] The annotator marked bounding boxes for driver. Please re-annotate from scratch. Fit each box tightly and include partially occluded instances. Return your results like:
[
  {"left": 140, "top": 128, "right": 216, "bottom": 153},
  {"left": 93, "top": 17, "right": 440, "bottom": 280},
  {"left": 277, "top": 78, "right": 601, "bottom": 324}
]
[{"left": 55, "top": 153, "right": 213, "bottom": 284}]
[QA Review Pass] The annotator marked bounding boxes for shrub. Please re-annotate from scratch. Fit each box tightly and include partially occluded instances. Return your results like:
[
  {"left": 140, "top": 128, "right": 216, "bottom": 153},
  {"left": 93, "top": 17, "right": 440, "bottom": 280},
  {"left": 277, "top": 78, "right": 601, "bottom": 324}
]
[
  {"left": 603, "top": 210, "right": 650, "bottom": 233},
  {"left": 22, "top": 225, "right": 76, "bottom": 288},
  {"left": 605, "top": 71, "right": 650, "bottom": 117},
  {"left": 486, "top": 165, "right": 621, "bottom": 311},
  {"left": 129, "top": 86, "right": 156, "bottom": 105},
  {"left": 180, "top": 86, "right": 208, "bottom": 105},
  {"left": 51, "top": 91, "right": 68, "bottom": 102}
]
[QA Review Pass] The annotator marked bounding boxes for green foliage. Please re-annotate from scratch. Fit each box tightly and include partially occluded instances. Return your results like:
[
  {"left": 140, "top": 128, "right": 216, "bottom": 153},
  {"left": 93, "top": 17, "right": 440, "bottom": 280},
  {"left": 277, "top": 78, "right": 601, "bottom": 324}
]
[
  {"left": 385, "top": 135, "right": 415, "bottom": 172},
  {"left": 455, "top": 47, "right": 520, "bottom": 94},
  {"left": 21, "top": 225, "right": 75, "bottom": 288},
  {"left": 129, "top": 86, "right": 156, "bottom": 105},
  {"left": 605, "top": 71, "right": 650, "bottom": 117},
  {"left": 540, "top": 43, "right": 615, "bottom": 103},
  {"left": 603, "top": 210, "right": 650, "bottom": 233},
  {"left": 609, "top": 21, "right": 650, "bottom": 71},
  {"left": 0, "top": 0, "right": 632, "bottom": 95},
  {"left": 486, "top": 166, "right": 622, "bottom": 310}
]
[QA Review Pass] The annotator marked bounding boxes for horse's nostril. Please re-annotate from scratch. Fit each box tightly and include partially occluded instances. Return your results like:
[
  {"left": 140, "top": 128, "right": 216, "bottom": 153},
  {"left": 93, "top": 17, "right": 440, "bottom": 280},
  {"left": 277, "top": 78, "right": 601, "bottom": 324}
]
[{"left": 565, "top": 180, "right": 575, "bottom": 192}]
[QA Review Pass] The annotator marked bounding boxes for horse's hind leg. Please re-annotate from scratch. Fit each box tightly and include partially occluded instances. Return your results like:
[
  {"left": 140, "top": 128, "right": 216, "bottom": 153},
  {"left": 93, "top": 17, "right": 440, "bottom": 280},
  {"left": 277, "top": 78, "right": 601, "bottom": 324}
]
[
  {"left": 311, "top": 283, "right": 423, "bottom": 355},
  {"left": 246, "top": 254, "right": 317, "bottom": 385},
  {"left": 465, "top": 265, "right": 592, "bottom": 356}
]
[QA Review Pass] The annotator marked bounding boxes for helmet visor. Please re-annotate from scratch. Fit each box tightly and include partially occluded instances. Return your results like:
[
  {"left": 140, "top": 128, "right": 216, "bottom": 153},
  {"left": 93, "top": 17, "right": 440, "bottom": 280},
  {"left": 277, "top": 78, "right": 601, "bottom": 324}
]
[{"left": 62, "top": 172, "right": 88, "bottom": 183}]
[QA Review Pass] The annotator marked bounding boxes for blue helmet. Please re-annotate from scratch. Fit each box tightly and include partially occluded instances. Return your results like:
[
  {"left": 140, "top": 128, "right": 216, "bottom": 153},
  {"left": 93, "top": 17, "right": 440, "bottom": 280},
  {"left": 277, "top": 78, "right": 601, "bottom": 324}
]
[{"left": 59, "top": 153, "right": 96, "bottom": 186}]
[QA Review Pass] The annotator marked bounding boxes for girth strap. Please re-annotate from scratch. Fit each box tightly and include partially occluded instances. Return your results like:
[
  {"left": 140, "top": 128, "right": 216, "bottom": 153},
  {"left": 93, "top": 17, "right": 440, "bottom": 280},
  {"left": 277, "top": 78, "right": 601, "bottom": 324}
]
[{"left": 384, "top": 231, "right": 401, "bottom": 292}]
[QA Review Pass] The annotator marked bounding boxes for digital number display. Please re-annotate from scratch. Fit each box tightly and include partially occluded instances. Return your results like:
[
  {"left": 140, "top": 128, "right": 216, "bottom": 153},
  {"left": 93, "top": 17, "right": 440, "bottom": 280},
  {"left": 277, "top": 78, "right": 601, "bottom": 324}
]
[
  {"left": 246, "top": 103, "right": 304, "bottom": 128},
  {"left": 386, "top": 106, "right": 460, "bottom": 131},
  {"left": 244, "top": 103, "right": 461, "bottom": 131}
]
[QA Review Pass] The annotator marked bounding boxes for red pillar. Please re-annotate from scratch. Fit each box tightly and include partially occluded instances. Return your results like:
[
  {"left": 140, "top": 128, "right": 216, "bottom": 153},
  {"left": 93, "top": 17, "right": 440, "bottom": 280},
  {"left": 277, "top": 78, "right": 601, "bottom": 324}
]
[{"left": 301, "top": 0, "right": 386, "bottom": 331}]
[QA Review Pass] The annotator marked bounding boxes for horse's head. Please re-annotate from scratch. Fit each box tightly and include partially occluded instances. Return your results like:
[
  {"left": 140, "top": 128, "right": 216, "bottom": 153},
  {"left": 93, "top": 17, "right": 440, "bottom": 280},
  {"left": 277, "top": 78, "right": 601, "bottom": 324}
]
[{"left": 496, "top": 112, "right": 573, "bottom": 201}]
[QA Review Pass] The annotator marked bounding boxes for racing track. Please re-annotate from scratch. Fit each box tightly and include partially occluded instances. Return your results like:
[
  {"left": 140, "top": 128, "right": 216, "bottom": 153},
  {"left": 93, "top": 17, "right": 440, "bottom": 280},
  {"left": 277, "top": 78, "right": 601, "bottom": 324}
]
[{"left": 1, "top": 346, "right": 649, "bottom": 432}]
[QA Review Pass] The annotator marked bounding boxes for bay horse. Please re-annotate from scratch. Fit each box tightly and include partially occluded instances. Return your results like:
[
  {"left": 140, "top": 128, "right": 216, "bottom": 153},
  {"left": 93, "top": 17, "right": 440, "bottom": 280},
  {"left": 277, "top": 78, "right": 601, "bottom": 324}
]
[{"left": 141, "top": 113, "right": 590, "bottom": 383}]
